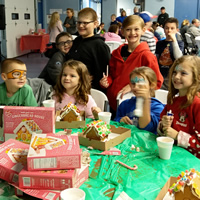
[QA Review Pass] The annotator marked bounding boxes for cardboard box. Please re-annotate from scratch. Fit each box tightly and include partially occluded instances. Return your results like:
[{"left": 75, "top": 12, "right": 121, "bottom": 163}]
[
  {"left": 0, "top": 106, "right": 55, "bottom": 144},
  {"left": 78, "top": 125, "right": 131, "bottom": 151},
  {"left": 55, "top": 111, "right": 85, "bottom": 129},
  {"left": 19, "top": 165, "right": 89, "bottom": 190},
  {"left": 156, "top": 177, "right": 200, "bottom": 200},
  {"left": 27, "top": 134, "right": 81, "bottom": 171},
  {"left": 0, "top": 139, "right": 29, "bottom": 183}
]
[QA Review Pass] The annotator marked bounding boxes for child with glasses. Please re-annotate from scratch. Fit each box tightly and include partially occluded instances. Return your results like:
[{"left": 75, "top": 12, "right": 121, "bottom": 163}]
[
  {"left": 39, "top": 32, "right": 73, "bottom": 86},
  {"left": 0, "top": 58, "right": 38, "bottom": 106},
  {"left": 67, "top": 7, "right": 110, "bottom": 92},
  {"left": 115, "top": 67, "right": 164, "bottom": 134}
]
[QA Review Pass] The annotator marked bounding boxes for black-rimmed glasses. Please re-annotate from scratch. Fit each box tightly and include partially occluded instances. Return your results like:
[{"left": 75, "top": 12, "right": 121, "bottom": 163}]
[
  {"left": 57, "top": 40, "right": 73, "bottom": 46},
  {"left": 76, "top": 21, "right": 94, "bottom": 26}
]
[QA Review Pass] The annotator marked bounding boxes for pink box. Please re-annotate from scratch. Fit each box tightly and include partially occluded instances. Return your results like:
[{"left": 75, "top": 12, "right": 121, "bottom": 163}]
[
  {"left": 19, "top": 165, "right": 89, "bottom": 190},
  {"left": 27, "top": 134, "right": 81, "bottom": 171},
  {"left": 0, "top": 139, "right": 29, "bottom": 183},
  {"left": 0, "top": 106, "right": 55, "bottom": 144}
]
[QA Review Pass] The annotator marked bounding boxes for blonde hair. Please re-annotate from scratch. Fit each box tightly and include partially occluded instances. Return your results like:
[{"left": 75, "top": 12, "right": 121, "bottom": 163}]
[
  {"left": 181, "top": 19, "right": 190, "bottom": 26},
  {"left": 49, "top": 12, "right": 60, "bottom": 28},
  {"left": 168, "top": 55, "right": 200, "bottom": 108},
  {"left": 122, "top": 15, "right": 145, "bottom": 29},
  {"left": 129, "top": 66, "right": 157, "bottom": 97},
  {"left": 78, "top": 8, "right": 97, "bottom": 21},
  {"left": 53, "top": 60, "right": 92, "bottom": 105}
]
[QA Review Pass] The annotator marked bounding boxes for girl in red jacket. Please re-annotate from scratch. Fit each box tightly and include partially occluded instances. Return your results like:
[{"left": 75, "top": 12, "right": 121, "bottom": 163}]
[
  {"left": 158, "top": 55, "right": 200, "bottom": 158},
  {"left": 100, "top": 15, "right": 163, "bottom": 114}
]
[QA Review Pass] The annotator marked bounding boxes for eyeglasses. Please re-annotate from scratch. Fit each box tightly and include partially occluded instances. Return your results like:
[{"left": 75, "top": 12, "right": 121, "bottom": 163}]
[
  {"left": 76, "top": 21, "right": 94, "bottom": 26},
  {"left": 57, "top": 40, "right": 73, "bottom": 46},
  {"left": 7, "top": 69, "right": 27, "bottom": 79}
]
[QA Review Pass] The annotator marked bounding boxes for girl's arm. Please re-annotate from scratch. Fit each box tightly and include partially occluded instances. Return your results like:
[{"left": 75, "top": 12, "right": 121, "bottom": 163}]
[
  {"left": 85, "top": 95, "right": 98, "bottom": 119},
  {"left": 57, "top": 20, "right": 64, "bottom": 32}
]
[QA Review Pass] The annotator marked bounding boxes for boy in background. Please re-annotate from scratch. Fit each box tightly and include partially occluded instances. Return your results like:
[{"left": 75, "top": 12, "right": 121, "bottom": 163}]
[
  {"left": 67, "top": 7, "right": 110, "bottom": 92},
  {"left": 156, "top": 17, "right": 184, "bottom": 90},
  {"left": 0, "top": 58, "right": 38, "bottom": 106}
]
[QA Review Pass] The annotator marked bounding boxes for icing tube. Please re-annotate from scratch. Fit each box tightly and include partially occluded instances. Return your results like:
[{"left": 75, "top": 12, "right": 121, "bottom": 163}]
[{"left": 134, "top": 97, "right": 144, "bottom": 117}]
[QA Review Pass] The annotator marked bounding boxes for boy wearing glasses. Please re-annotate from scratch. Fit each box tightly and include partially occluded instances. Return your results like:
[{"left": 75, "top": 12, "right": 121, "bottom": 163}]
[
  {"left": 0, "top": 58, "right": 38, "bottom": 106},
  {"left": 67, "top": 8, "right": 110, "bottom": 92},
  {"left": 39, "top": 32, "right": 73, "bottom": 86}
]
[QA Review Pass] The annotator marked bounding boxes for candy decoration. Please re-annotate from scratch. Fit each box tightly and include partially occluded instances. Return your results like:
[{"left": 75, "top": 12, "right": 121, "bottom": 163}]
[{"left": 116, "top": 160, "right": 138, "bottom": 170}]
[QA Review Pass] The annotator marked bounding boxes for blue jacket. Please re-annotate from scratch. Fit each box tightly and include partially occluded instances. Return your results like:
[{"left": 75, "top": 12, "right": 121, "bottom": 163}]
[{"left": 114, "top": 97, "right": 165, "bottom": 134}]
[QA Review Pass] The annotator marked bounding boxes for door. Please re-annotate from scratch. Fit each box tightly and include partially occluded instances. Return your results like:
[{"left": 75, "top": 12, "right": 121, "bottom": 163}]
[{"left": 174, "top": 0, "right": 199, "bottom": 28}]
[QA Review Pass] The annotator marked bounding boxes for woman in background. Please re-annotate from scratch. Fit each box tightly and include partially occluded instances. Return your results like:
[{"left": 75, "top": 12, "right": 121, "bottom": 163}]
[
  {"left": 48, "top": 12, "right": 63, "bottom": 48},
  {"left": 103, "top": 24, "right": 121, "bottom": 42},
  {"left": 63, "top": 8, "right": 77, "bottom": 35}
]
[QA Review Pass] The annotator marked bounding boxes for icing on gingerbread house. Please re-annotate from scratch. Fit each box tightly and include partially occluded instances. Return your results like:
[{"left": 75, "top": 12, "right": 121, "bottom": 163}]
[
  {"left": 164, "top": 169, "right": 200, "bottom": 200},
  {"left": 14, "top": 119, "right": 42, "bottom": 144},
  {"left": 60, "top": 103, "right": 81, "bottom": 122},
  {"left": 83, "top": 120, "right": 111, "bottom": 141}
]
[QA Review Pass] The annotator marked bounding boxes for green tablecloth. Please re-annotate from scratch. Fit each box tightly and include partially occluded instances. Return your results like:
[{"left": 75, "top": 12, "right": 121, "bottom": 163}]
[{"left": 1, "top": 119, "right": 200, "bottom": 200}]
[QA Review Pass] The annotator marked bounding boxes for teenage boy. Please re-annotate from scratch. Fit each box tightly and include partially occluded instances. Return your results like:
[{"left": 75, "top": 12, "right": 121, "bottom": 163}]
[
  {"left": 156, "top": 17, "right": 184, "bottom": 90},
  {"left": 0, "top": 58, "right": 38, "bottom": 106},
  {"left": 67, "top": 7, "right": 110, "bottom": 92}
]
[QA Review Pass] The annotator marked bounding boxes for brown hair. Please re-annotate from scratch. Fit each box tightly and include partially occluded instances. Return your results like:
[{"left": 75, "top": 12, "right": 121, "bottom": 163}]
[
  {"left": 122, "top": 15, "right": 145, "bottom": 29},
  {"left": 164, "top": 17, "right": 179, "bottom": 28},
  {"left": 53, "top": 60, "right": 92, "bottom": 105},
  {"left": 121, "top": 10, "right": 126, "bottom": 17},
  {"left": 168, "top": 55, "right": 200, "bottom": 108},
  {"left": 67, "top": 8, "right": 74, "bottom": 16},
  {"left": 78, "top": 7, "right": 97, "bottom": 21},
  {"left": 1, "top": 58, "right": 25, "bottom": 73},
  {"left": 55, "top": 32, "right": 73, "bottom": 44},
  {"left": 108, "top": 24, "right": 119, "bottom": 33},
  {"left": 129, "top": 66, "right": 157, "bottom": 97}
]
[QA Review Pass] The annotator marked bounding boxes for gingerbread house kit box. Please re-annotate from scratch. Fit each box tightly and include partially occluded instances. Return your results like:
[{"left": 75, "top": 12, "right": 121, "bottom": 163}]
[
  {"left": 0, "top": 106, "right": 55, "bottom": 144},
  {"left": 19, "top": 164, "right": 89, "bottom": 190},
  {"left": 0, "top": 139, "right": 29, "bottom": 183},
  {"left": 27, "top": 133, "right": 81, "bottom": 171}
]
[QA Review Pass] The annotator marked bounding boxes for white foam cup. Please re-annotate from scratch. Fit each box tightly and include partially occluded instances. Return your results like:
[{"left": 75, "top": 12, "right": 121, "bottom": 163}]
[
  {"left": 42, "top": 99, "right": 55, "bottom": 107},
  {"left": 60, "top": 188, "right": 86, "bottom": 200},
  {"left": 98, "top": 112, "right": 112, "bottom": 124},
  {"left": 156, "top": 137, "right": 174, "bottom": 160}
]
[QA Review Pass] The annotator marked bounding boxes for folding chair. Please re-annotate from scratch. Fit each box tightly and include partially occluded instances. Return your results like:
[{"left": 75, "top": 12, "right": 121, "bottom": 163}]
[
  {"left": 155, "top": 89, "right": 168, "bottom": 104},
  {"left": 90, "top": 88, "right": 109, "bottom": 111},
  {"left": 105, "top": 41, "right": 122, "bottom": 53},
  {"left": 185, "top": 33, "right": 198, "bottom": 54},
  {"left": 116, "top": 92, "right": 135, "bottom": 108}
]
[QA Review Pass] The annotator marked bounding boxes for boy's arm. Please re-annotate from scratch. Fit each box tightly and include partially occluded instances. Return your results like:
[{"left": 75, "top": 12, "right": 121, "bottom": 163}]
[{"left": 172, "top": 40, "right": 183, "bottom": 59}]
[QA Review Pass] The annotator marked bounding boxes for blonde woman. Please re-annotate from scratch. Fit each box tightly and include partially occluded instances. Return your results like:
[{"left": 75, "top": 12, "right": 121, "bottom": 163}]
[{"left": 48, "top": 12, "right": 64, "bottom": 47}]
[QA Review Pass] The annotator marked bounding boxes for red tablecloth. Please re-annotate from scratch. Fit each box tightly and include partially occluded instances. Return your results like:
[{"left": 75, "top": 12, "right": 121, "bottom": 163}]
[{"left": 20, "top": 34, "right": 50, "bottom": 53}]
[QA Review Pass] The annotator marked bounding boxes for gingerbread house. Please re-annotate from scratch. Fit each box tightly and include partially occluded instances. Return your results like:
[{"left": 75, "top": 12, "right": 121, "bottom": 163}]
[
  {"left": 60, "top": 103, "right": 80, "bottom": 122},
  {"left": 14, "top": 119, "right": 42, "bottom": 144},
  {"left": 83, "top": 120, "right": 111, "bottom": 141},
  {"left": 163, "top": 169, "right": 200, "bottom": 200}
]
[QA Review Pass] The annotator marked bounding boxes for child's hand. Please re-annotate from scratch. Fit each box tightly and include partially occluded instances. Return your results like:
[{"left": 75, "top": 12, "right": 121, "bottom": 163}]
[
  {"left": 167, "top": 32, "right": 176, "bottom": 42},
  {"left": 133, "top": 83, "right": 150, "bottom": 99},
  {"left": 161, "top": 115, "right": 174, "bottom": 128},
  {"left": 120, "top": 116, "right": 133, "bottom": 125},
  {"left": 100, "top": 73, "right": 109, "bottom": 88},
  {"left": 162, "top": 126, "right": 178, "bottom": 140},
  {"left": 92, "top": 107, "right": 101, "bottom": 119}
]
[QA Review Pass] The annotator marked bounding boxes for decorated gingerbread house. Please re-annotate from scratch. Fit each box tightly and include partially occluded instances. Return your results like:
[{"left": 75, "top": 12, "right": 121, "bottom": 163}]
[
  {"left": 163, "top": 169, "right": 200, "bottom": 200},
  {"left": 83, "top": 120, "right": 111, "bottom": 141},
  {"left": 59, "top": 103, "right": 81, "bottom": 122},
  {"left": 13, "top": 119, "right": 42, "bottom": 144}
]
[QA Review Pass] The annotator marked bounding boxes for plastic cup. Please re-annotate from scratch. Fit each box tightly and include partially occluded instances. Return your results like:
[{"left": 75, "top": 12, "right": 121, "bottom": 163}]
[
  {"left": 156, "top": 137, "right": 174, "bottom": 160},
  {"left": 60, "top": 188, "right": 85, "bottom": 200},
  {"left": 42, "top": 99, "right": 55, "bottom": 107},
  {"left": 98, "top": 112, "right": 112, "bottom": 124}
]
